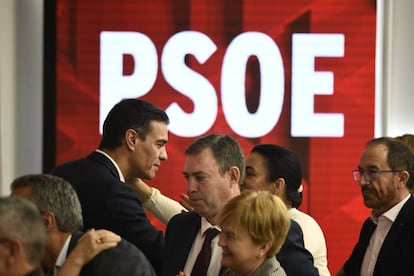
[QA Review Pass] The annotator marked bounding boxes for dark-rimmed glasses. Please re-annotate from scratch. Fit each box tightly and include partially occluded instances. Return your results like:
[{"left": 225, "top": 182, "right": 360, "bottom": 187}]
[{"left": 352, "top": 169, "right": 402, "bottom": 182}]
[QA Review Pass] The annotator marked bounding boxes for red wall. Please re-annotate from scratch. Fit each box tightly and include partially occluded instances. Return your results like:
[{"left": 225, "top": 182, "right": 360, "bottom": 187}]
[{"left": 54, "top": 0, "right": 376, "bottom": 273}]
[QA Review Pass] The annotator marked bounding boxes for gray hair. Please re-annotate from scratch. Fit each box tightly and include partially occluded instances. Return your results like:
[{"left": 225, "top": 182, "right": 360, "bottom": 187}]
[
  {"left": 11, "top": 174, "right": 83, "bottom": 232},
  {"left": 0, "top": 196, "right": 46, "bottom": 266}
]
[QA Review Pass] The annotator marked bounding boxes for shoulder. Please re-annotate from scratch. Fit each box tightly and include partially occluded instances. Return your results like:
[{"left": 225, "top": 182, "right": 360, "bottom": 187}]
[
  {"left": 169, "top": 211, "right": 200, "bottom": 225},
  {"left": 289, "top": 208, "right": 320, "bottom": 227},
  {"left": 254, "top": 257, "right": 286, "bottom": 276},
  {"left": 165, "top": 212, "right": 201, "bottom": 243},
  {"left": 289, "top": 209, "right": 325, "bottom": 238},
  {"left": 83, "top": 238, "right": 156, "bottom": 276},
  {"left": 50, "top": 152, "right": 116, "bottom": 182},
  {"left": 400, "top": 196, "right": 414, "bottom": 217}
]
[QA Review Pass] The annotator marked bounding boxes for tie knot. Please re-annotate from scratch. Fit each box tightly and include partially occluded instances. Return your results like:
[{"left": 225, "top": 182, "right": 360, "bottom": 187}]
[{"left": 204, "top": 227, "right": 220, "bottom": 241}]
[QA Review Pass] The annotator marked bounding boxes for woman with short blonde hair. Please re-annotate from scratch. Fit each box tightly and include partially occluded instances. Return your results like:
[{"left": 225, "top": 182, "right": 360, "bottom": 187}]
[{"left": 218, "top": 190, "right": 290, "bottom": 276}]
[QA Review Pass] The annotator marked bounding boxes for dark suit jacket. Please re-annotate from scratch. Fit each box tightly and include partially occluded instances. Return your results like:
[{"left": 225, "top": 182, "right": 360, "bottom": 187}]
[
  {"left": 67, "top": 231, "right": 156, "bottom": 276},
  {"left": 343, "top": 196, "right": 414, "bottom": 276},
  {"left": 277, "top": 219, "right": 319, "bottom": 276},
  {"left": 50, "top": 151, "right": 164, "bottom": 275},
  {"left": 162, "top": 212, "right": 318, "bottom": 276}
]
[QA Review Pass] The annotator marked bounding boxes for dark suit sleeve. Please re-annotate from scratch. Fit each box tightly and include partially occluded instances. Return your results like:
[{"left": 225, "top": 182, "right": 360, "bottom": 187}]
[
  {"left": 102, "top": 182, "right": 164, "bottom": 274},
  {"left": 276, "top": 219, "right": 319, "bottom": 276}
]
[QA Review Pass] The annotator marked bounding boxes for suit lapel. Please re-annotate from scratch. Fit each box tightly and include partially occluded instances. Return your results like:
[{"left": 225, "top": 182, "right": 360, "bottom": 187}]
[
  {"left": 179, "top": 213, "right": 201, "bottom": 269},
  {"left": 87, "top": 151, "right": 120, "bottom": 180}
]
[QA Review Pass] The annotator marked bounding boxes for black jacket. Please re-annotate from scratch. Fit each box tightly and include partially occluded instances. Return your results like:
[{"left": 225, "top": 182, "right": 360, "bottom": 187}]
[
  {"left": 51, "top": 151, "right": 164, "bottom": 274},
  {"left": 343, "top": 196, "right": 414, "bottom": 276}
]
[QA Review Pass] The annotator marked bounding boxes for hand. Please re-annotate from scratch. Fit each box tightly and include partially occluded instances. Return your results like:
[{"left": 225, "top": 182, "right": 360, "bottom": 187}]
[
  {"left": 176, "top": 271, "right": 190, "bottom": 276},
  {"left": 125, "top": 177, "right": 153, "bottom": 203},
  {"left": 57, "top": 229, "right": 121, "bottom": 276},
  {"left": 69, "top": 229, "right": 121, "bottom": 265},
  {"left": 179, "top": 194, "right": 193, "bottom": 212}
]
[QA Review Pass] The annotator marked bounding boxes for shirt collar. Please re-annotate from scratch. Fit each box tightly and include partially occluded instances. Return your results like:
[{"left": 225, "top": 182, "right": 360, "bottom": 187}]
[
  {"left": 54, "top": 235, "right": 72, "bottom": 275},
  {"left": 370, "top": 194, "right": 411, "bottom": 224},
  {"left": 200, "top": 217, "right": 221, "bottom": 236},
  {"left": 95, "top": 149, "right": 125, "bottom": 182}
]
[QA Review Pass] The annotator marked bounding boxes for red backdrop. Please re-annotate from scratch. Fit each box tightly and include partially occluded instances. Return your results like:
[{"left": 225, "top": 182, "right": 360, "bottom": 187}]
[{"left": 53, "top": 0, "right": 376, "bottom": 273}]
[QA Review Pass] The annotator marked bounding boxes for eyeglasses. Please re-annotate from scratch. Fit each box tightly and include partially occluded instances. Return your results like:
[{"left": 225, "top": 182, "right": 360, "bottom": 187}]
[{"left": 352, "top": 169, "right": 402, "bottom": 182}]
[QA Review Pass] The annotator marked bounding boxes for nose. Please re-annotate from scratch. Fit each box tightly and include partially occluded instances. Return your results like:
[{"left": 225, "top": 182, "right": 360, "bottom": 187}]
[
  {"left": 358, "top": 173, "right": 370, "bottom": 186},
  {"left": 160, "top": 146, "right": 168, "bottom": 161},
  {"left": 186, "top": 177, "right": 197, "bottom": 194}
]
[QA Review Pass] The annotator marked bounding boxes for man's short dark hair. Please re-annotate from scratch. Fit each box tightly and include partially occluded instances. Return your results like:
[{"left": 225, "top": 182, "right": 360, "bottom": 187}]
[{"left": 99, "top": 99, "right": 169, "bottom": 149}]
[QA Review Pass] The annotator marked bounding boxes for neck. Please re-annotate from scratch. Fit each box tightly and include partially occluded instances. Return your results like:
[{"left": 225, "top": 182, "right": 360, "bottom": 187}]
[{"left": 43, "top": 231, "right": 71, "bottom": 269}]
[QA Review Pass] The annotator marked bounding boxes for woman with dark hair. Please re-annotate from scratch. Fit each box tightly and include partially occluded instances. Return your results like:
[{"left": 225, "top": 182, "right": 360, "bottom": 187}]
[{"left": 243, "top": 144, "right": 330, "bottom": 276}]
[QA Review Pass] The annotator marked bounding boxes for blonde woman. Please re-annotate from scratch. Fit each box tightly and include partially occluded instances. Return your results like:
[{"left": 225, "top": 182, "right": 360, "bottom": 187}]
[{"left": 218, "top": 190, "right": 290, "bottom": 276}]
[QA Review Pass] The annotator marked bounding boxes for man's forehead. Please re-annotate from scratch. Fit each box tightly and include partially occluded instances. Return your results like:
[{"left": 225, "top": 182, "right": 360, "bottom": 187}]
[{"left": 360, "top": 143, "right": 389, "bottom": 164}]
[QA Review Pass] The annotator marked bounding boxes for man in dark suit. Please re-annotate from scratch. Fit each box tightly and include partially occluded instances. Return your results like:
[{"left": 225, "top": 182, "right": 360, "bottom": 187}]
[
  {"left": 163, "top": 134, "right": 243, "bottom": 276},
  {"left": 49, "top": 99, "right": 169, "bottom": 274},
  {"left": 162, "top": 134, "right": 318, "bottom": 276},
  {"left": 10, "top": 174, "right": 156, "bottom": 276},
  {"left": 337, "top": 137, "right": 414, "bottom": 276}
]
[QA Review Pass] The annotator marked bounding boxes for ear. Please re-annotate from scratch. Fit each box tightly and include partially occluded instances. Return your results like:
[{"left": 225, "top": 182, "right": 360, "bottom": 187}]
[
  {"left": 258, "top": 240, "right": 273, "bottom": 258},
  {"left": 228, "top": 166, "right": 241, "bottom": 188},
  {"left": 4, "top": 239, "right": 20, "bottom": 268},
  {"left": 43, "top": 211, "right": 58, "bottom": 232},
  {"left": 398, "top": 170, "right": 410, "bottom": 188},
  {"left": 125, "top": 129, "right": 138, "bottom": 151},
  {"left": 272, "top": 178, "right": 285, "bottom": 196}
]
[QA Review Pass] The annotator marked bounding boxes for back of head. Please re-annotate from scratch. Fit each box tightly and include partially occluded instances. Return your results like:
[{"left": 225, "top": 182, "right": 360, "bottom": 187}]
[
  {"left": 11, "top": 174, "right": 83, "bottom": 233},
  {"left": 218, "top": 190, "right": 290, "bottom": 256},
  {"left": 251, "top": 144, "right": 303, "bottom": 208},
  {"left": 99, "top": 98, "right": 169, "bottom": 150},
  {"left": 0, "top": 196, "right": 46, "bottom": 268},
  {"left": 367, "top": 137, "right": 414, "bottom": 190},
  {"left": 394, "top": 134, "right": 414, "bottom": 153},
  {"left": 185, "top": 134, "right": 245, "bottom": 186}
]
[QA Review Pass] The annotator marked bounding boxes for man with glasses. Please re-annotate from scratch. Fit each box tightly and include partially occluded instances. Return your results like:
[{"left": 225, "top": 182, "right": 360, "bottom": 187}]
[{"left": 337, "top": 137, "right": 414, "bottom": 276}]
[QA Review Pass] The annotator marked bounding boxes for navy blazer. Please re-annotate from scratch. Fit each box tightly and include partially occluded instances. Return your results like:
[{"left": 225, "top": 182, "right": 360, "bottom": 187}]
[
  {"left": 277, "top": 218, "right": 319, "bottom": 276},
  {"left": 50, "top": 151, "right": 164, "bottom": 275},
  {"left": 68, "top": 231, "right": 156, "bottom": 276},
  {"left": 163, "top": 212, "right": 318, "bottom": 276},
  {"left": 343, "top": 196, "right": 414, "bottom": 276}
]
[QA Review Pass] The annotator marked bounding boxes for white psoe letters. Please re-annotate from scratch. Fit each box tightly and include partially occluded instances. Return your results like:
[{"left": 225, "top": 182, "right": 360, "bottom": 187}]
[{"left": 100, "top": 31, "right": 345, "bottom": 138}]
